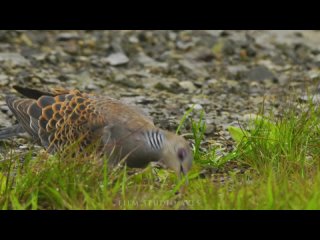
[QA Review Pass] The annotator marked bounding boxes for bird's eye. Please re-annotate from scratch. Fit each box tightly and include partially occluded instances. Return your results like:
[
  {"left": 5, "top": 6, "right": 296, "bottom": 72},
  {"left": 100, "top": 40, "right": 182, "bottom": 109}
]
[{"left": 177, "top": 148, "right": 187, "bottom": 162}]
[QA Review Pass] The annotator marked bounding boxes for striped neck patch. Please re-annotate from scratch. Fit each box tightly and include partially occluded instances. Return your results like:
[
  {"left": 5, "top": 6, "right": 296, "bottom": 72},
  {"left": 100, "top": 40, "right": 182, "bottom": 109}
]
[{"left": 145, "top": 130, "right": 164, "bottom": 151}]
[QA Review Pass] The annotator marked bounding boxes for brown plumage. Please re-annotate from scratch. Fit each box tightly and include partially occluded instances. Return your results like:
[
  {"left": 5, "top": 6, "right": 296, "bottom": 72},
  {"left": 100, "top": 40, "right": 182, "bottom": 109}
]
[{"left": 0, "top": 86, "right": 193, "bottom": 175}]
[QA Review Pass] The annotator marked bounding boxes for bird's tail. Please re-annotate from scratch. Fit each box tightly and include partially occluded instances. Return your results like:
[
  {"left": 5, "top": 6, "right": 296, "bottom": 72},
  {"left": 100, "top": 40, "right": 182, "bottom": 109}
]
[{"left": 0, "top": 124, "right": 26, "bottom": 140}]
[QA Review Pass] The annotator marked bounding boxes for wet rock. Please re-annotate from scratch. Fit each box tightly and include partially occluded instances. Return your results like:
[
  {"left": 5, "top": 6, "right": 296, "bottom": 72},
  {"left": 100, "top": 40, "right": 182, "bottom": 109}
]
[
  {"left": 112, "top": 69, "right": 156, "bottom": 89},
  {"left": 121, "top": 96, "right": 157, "bottom": 105},
  {"left": 128, "top": 36, "right": 139, "bottom": 44},
  {"left": 154, "top": 78, "right": 180, "bottom": 93},
  {"left": 270, "top": 54, "right": 287, "bottom": 66},
  {"left": 19, "top": 145, "right": 29, "bottom": 150},
  {"left": 192, "top": 31, "right": 218, "bottom": 48},
  {"left": 244, "top": 46, "right": 257, "bottom": 57},
  {"left": 205, "top": 121, "right": 216, "bottom": 135},
  {"left": 116, "top": 77, "right": 144, "bottom": 89},
  {"left": 86, "top": 83, "right": 99, "bottom": 90},
  {"left": 247, "top": 65, "right": 276, "bottom": 81},
  {"left": 205, "top": 30, "right": 224, "bottom": 37},
  {"left": 278, "top": 74, "right": 290, "bottom": 85},
  {"left": 0, "top": 43, "right": 11, "bottom": 52},
  {"left": 213, "top": 38, "right": 236, "bottom": 57},
  {"left": 40, "top": 78, "right": 60, "bottom": 84},
  {"left": 242, "top": 114, "right": 259, "bottom": 122},
  {"left": 136, "top": 52, "right": 168, "bottom": 69},
  {"left": 136, "top": 52, "right": 154, "bottom": 64},
  {"left": 31, "top": 53, "right": 47, "bottom": 61},
  {"left": 176, "top": 41, "right": 194, "bottom": 50},
  {"left": 191, "top": 97, "right": 212, "bottom": 106},
  {"left": 179, "top": 59, "right": 209, "bottom": 80},
  {"left": 62, "top": 41, "right": 79, "bottom": 55},
  {"left": 222, "top": 39, "right": 236, "bottom": 56},
  {"left": 105, "top": 52, "right": 129, "bottom": 66},
  {"left": 0, "top": 75, "right": 9, "bottom": 86},
  {"left": 307, "top": 70, "right": 320, "bottom": 80},
  {"left": 299, "top": 95, "right": 320, "bottom": 104},
  {"left": 188, "top": 103, "right": 203, "bottom": 110},
  {"left": 179, "top": 81, "right": 196, "bottom": 92},
  {"left": 205, "top": 79, "right": 220, "bottom": 88},
  {"left": 125, "top": 70, "right": 151, "bottom": 78},
  {"left": 226, "top": 65, "right": 248, "bottom": 80},
  {"left": 56, "top": 32, "right": 80, "bottom": 41},
  {"left": 0, "top": 105, "right": 12, "bottom": 127},
  {"left": 184, "top": 47, "right": 215, "bottom": 63},
  {"left": 0, "top": 53, "right": 30, "bottom": 67},
  {"left": 0, "top": 104, "right": 10, "bottom": 114},
  {"left": 294, "top": 43, "right": 312, "bottom": 62}
]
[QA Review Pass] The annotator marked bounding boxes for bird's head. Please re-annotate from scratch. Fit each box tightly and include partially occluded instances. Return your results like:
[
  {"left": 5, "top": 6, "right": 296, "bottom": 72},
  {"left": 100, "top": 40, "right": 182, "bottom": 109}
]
[{"left": 159, "top": 131, "right": 193, "bottom": 176}]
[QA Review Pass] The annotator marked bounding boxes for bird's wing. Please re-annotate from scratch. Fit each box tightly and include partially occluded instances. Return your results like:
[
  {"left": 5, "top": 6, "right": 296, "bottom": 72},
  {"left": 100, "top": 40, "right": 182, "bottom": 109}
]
[
  {"left": 6, "top": 96, "right": 38, "bottom": 139},
  {"left": 6, "top": 87, "right": 155, "bottom": 153},
  {"left": 13, "top": 85, "right": 70, "bottom": 99}
]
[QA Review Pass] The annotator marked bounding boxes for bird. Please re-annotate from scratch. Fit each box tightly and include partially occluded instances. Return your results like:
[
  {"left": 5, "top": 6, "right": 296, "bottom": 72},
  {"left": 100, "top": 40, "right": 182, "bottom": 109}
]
[{"left": 0, "top": 86, "right": 193, "bottom": 176}]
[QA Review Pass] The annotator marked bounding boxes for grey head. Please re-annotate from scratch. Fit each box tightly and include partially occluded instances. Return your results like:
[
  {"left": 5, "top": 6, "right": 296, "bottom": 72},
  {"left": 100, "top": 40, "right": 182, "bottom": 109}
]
[{"left": 101, "top": 126, "right": 193, "bottom": 176}]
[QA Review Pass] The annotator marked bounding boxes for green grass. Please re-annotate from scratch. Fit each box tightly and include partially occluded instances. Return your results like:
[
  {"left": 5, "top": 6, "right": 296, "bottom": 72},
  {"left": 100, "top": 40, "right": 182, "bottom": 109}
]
[{"left": 1, "top": 94, "right": 320, "bottom": 209}]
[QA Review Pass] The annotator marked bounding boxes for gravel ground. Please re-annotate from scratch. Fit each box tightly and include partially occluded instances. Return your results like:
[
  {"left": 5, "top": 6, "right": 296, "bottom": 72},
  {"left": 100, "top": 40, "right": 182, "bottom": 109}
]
[{"left": 0, "top": 30, "right": 320, "bottom": 165}]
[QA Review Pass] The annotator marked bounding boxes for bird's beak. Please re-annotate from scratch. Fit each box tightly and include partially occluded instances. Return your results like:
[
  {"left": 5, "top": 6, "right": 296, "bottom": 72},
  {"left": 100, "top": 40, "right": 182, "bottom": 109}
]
[
  {"left": 180, "top": 164, "right": 186, "bottom": 176},
  {"left": 179, "top": 164, "right": 189, "bottom": 185}
]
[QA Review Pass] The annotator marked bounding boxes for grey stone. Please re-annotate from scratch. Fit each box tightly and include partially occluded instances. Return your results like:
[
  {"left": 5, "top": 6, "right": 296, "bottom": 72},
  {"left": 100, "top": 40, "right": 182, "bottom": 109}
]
[
  {"left": 179, "top": 81, "right": 196, "bottom": 92},
  {"left": 205, "top": 30, "right": 224, "bottom": 37},
  {"left": 0, "top": 75, "right": 9, "bottom": 86},
  {"left": 242, "top": 114, "right": 259, "bottom": 121},
  {"left": 0, "top": 53, "right": 30, "bottom": 66},
  {"left": 176, "top": 41, "right": 194, "bottom": 50},
  {"left": 188, "top": 103, "right": 203, "bottom": 110},
  {"left": 112, "top": 73, "right": 143, "bottom": 88},
  {"left": 299, "top": 95, "right": 320, "bottom": 104},
  {"left": 205, "top": 124, "right": 215, "bottom": 135},
  {"left": 307, "top": 70, "right": 320, "bottom": 80},
  {"left": 106, "top": 52, "right": 129, "bottom": 66},
  {"left": 86, "top": 83, "right": 99, "bottom": 90},
  {"left": 226, "top": 65, "right": 248, "bottom": 80},
  {"left": 136, "top": 53, "right": 167, "bottom": 69},
  {"left": 179, "top": 59, "right": 209, "bottom": 80},
  {"left": 56, "top": 32, "right": 80, "bottom": 41},
  {"left": 247, "top": 65, "right": 276, "bottom": 81},
  {"left": 154, "top": 78, "right": 180, "bottom": 93},
  {"left": 129, "top": 36, "right": 139, "bottom": 43}
]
